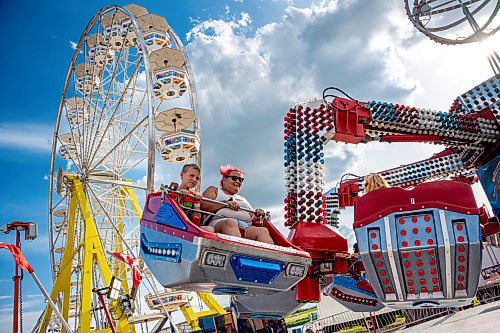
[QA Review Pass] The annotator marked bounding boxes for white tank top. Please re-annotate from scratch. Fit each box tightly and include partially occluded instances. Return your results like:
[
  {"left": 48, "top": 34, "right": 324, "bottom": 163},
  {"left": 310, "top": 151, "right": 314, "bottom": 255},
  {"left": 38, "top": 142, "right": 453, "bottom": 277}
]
[
  {"left": 214, "top": 187, "right": 253, "bottom": 210},
  {"left": 210, "top": 187, "right": 254, "bottom": 222}
]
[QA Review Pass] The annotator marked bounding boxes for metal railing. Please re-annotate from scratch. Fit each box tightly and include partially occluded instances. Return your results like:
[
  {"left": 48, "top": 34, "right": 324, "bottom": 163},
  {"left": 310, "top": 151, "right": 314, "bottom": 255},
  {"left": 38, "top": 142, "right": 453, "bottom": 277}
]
[{"left": 302, "top": 281, "right": 500, "bottom": 333}]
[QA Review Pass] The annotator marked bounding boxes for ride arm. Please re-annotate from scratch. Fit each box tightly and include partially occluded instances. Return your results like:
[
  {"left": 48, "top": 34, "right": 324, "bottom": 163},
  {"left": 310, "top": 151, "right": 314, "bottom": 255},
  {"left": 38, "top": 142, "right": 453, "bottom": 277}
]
[
  {"left": 330, "top": 148, "right": 477, "bottom": 210},
  {"left": 326, "top": 95, "right": 499, "bottom": 150}
]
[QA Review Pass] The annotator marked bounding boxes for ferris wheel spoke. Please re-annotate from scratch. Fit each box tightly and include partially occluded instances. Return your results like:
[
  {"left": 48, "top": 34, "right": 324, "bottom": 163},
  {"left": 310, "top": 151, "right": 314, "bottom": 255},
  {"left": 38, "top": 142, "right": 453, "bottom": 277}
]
[
  {"left": 84, "top": 57, "right": 143, "bottom": 169},
  {"left": 80, "top": 15, "right": 121, "bottom": 168},
  {"left": 119, "top": 81, "right": 149, "bottom": 150},
  {"left": 115, "top": 123, "right": 150, "bottom": 171},
  {"left": 88, "top": 114, "right": 148, "bottom": 173},
  {"left": 120, "top": 157, "right": 148, "bottom": 179},
  {"left": 88, "top": 177, "right": 147, "bottom": 190},
  {"left": 85, "top": 183, "right": 139, "bottom": 256}
]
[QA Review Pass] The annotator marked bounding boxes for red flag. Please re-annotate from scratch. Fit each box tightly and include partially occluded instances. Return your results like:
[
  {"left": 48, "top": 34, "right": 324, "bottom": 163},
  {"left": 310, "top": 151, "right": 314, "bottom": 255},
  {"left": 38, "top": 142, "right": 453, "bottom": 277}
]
[
  {"left": 111, "top": 252, "right": 142, "bottom": 287},
  {"left": 0, "top": 242, "right": 34, "bottom": 273}
]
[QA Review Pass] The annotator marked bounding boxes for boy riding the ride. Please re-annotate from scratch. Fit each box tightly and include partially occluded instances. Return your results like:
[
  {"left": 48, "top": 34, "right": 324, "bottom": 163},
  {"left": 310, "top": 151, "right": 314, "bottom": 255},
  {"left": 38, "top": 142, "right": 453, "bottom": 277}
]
[{"left": 177, "top": 163, "right": 215, "bottom": 232}]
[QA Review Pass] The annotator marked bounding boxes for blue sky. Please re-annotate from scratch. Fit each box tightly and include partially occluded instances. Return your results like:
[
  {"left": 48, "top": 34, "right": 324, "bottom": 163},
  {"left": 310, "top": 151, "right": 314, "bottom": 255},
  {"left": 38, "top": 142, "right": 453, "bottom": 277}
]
[{"left": 0, "top": 0, "right": 498, "bottom": 329}]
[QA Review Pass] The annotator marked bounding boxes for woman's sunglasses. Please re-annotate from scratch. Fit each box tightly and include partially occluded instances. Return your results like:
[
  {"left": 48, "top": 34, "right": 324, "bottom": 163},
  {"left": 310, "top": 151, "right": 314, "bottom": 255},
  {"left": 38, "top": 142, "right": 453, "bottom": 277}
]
[{"left": 225, "top": 175, "right": 245, "bottom": 183}]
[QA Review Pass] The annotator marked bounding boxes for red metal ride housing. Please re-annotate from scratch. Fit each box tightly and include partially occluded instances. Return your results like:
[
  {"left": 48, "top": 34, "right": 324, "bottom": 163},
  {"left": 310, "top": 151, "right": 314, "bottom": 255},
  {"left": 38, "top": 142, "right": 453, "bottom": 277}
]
[
  {"left": 330, "top": 98, "right": 371, "bottom": 144},
  {"left": 288, "top": 222, "right": 349, "bottom": 302}
]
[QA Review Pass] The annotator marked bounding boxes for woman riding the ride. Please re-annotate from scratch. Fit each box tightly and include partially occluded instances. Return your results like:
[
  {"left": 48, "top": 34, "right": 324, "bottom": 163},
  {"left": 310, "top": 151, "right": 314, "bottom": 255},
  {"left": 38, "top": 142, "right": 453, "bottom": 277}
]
[{"left": 201, "top": 164, "right": 274, "bottom": 244}]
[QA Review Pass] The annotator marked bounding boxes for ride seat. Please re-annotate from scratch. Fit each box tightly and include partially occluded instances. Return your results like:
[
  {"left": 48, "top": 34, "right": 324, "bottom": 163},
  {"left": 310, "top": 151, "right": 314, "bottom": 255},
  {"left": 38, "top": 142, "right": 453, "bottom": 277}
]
[
  {"left": 353, "top": 180, "right": 482, "bottom": 308},
  {"left": 140, "top": 191, "right": 312, "bottom": 296}
]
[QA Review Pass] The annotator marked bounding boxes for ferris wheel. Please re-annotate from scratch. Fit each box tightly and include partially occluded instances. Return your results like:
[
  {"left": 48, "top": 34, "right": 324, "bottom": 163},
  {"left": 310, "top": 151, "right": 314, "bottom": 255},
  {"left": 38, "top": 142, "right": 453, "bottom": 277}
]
[{"left": 39, "top": 4, "right": 202, "bottom": 332}]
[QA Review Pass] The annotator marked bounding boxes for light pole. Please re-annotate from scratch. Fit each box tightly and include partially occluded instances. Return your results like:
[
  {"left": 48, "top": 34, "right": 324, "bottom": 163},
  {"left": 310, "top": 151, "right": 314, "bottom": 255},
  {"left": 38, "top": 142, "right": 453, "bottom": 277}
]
[{"left": 1, "top": 221, "right": 37, "bottom": 333}]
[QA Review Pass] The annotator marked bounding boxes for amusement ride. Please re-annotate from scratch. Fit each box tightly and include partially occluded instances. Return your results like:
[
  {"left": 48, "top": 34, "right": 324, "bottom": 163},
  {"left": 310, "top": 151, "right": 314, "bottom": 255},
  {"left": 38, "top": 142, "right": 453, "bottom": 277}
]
[{"left": 0, "top": 1, "right": 499, "bottom": 333}]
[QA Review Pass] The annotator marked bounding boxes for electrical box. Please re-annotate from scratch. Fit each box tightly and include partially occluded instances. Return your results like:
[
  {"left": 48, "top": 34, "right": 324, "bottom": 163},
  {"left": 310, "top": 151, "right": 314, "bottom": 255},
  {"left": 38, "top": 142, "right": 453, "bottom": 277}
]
[{"left": 26, "top": 223, "right": 38, "bottom": 240}]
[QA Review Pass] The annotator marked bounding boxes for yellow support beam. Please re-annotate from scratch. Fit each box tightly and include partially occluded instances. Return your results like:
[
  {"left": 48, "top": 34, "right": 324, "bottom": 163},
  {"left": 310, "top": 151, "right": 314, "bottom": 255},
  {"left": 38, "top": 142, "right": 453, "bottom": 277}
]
[
  {"left": 197, "top": 293, "right": 226, "bottom": 315},
  {"left": 73, "top": 177, "right": 132, "bottom": 333},
  {"left": 179, "top": 293, "right": 226, "bottom": 331},
  {"left": 39, "top": 176, "right": 134, "bottom": 333},
  {"left": 39, "top": 192, "right": 77, "bottom": 332},
  {"left": 121, "top": 185, "right": 143, "bottom": 222},
  {"left": 114, "top": 196, "right": 130, "bottom": 296}
]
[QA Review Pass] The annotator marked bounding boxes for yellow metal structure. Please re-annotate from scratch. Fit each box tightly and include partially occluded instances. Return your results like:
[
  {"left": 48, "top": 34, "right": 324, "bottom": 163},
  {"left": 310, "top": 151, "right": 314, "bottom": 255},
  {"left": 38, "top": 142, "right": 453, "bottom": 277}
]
[
  {"left": 179, "top": 293, "right": 226, "bottom": 331},
  {"left": 40, "top": 176, "right": 225, "bottom": 332},
  {"left": 121, "top": 183, "right": 227, "bottom": 331},
  {"left": 39, "top": 176, "right": 133, "bottom": 332}
]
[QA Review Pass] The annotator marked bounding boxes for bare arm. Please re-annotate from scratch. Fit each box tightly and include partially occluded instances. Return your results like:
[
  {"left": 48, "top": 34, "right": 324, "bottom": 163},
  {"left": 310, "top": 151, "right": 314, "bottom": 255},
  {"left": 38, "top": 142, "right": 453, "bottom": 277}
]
[{"left": 200, "top": 186, "right": 226, "bottom": 213}]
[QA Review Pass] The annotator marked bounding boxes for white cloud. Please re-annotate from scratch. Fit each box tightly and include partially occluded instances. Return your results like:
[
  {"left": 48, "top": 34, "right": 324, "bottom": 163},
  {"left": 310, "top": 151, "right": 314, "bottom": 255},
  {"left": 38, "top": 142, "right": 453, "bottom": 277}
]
[
  {"left": 0, "top": 123, "right": 52, "bottom": 152},
  {"left": 185, "top": 0, "right": 494, "bottom": 216},
  {"left": 238, "top": 12, "right": 252, "bottom": 27},
  {"left": 0, "top": 309, "right": 43, "bottom": 332},
  {"left": 69, "top": 40, "right": 83, "bottom": 54}
]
